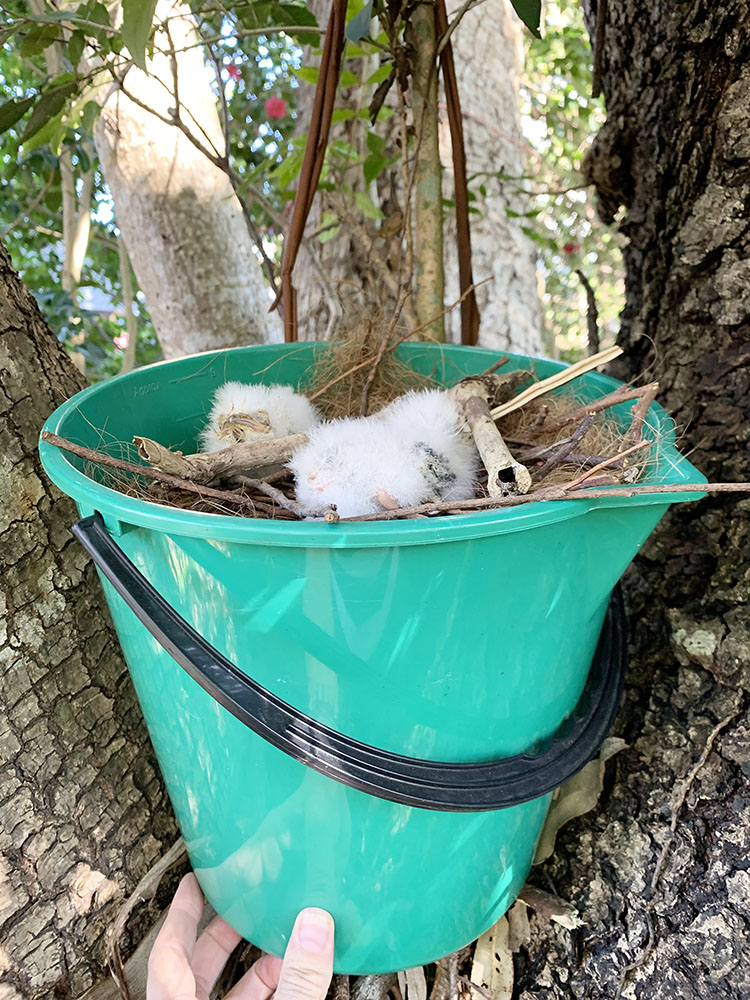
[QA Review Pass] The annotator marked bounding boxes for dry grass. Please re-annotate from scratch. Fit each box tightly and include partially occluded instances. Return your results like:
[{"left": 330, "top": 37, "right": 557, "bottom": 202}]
[{"left": 304, "top": 315, "right": 438, "bottom": 419}]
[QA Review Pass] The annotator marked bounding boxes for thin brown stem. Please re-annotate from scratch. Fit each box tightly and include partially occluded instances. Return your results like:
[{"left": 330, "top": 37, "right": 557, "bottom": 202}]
[
  {"left": 341, "top": 481, "right": 747, "bottom": 522},
  {"left": 40, "top": 432, "right": 278, "bottom": 516}
]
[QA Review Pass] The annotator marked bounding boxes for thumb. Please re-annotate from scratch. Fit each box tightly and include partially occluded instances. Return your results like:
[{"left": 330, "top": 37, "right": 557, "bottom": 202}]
[{"left": 275, "top": 908, "right": 335, "bottom": 1000}]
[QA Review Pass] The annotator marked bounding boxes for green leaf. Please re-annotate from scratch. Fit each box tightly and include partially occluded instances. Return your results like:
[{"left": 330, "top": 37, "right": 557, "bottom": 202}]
[
  {"left": 319, "top": 224, "right": 340, "bottom": 244},
  {"left": 19, "top": 21, "right": 60, "bottom": 57},
  {"left": 331, "top": 108, "right": 355, "bottom": 124},
  {"left": 272, "top": 148, "right": 304, "bottom": 190},
  {"left": 121, "top": 0, "right": 157, "bottom": 70},
  {"left": 340, "top": 69, "right": 359, "bottom": 88},
  {"left": 22, "top": 110, "right": 66, "bottom": 153},
  {"left": 353, "top": 190, "right": 383, "bottom": 220},
  {"left": 293, "top": 65, "right": 319, "bottom": 85},
  {"left": 510, "top": 0, "right": 542, "bottom": 38},
  {"left": 366, "top": 63, "right": 392, "bottom": 86},
  {"left": 363, "top": 152, "right": 387, "bottom": 185},
  {"left": 77, "top": 145, "right": 91, "bottom": 172},
  {"left": 21, "top": 80, "right": 76, "bottom": 143},
  {"left": 81, "top": 100, "right": 100, "bottom": 133},
  {"left": 275, "top": 3, "right": 319, "bottom": 44},
  {"left": 345, "top": 0, "right": 372, "bottom": 43},
  {"left": 366, "top": 130, "right": 386, "bottom": 155},
  {"left": 0, "top": 96, "right": 35, "bottom": 136},
  {"left": 68, "top": 29, "right": 85, "bottom": 68}
]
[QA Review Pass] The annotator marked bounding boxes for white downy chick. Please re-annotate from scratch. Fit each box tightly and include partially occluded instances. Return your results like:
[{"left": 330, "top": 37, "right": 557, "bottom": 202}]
[
  {"left": 376, "top": 389, "right": 478, "bottom": 502},
  {"left": 199, "top": 381, "right": 320, "bottom": 452},
  {"left": 290, "top": 417, "right": 427, "bottom": 517},
  {"left": 290, "top": 389, "right": 479, "bottom": 517}
]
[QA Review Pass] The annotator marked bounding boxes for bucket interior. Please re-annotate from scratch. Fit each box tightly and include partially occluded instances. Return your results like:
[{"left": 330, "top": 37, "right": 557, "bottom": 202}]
[{"left": 40, "top": 343, "right": 706, "bottom": 546}]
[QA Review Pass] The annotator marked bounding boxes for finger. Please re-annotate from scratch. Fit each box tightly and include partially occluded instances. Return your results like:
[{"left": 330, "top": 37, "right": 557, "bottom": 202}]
[
  {"left": 224, "top": 953, "right": 284, "bottom": 1000},
  {"left": 190, "top": 915, "right": 243, "bottom": 1000},
  {"left": 274, "top": 909, "right": 335, "bottom": 1000},
  {"left": 147, "top": 874, "right": 204, "bottom": 1000}
]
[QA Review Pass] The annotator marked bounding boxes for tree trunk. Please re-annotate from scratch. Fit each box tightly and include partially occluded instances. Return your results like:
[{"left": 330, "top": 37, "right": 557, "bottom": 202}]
[
  {"left": 516, "top": 2, "right": 750, "bottom": 996},
  {"left": 94, "top": 0, "right": 280, "bottom": 359},
  {"left": 440, "top": 0, "right": 541, "bottom": 353},
  {"left": 0, "top": 242, "right": 177, "bottom": 999},
  {"left": 293, "top": 0, "right": 542, "bottom": 352}
]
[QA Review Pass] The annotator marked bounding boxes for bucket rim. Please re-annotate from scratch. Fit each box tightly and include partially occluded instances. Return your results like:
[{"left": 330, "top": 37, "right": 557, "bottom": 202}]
[{"left": 38, "top": 343, "right": 708, "bottom": 548}]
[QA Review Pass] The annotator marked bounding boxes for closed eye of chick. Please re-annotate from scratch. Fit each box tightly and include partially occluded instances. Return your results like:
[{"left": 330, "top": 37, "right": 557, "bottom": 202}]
[{"left": 199, "top": 382, "right": 321, "bottom": 453}]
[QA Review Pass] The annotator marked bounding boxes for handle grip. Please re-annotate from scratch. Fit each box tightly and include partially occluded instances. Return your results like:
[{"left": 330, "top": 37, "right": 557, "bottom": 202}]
[{"left": 73, "top": 513, "right": 626, "bottom": 812}]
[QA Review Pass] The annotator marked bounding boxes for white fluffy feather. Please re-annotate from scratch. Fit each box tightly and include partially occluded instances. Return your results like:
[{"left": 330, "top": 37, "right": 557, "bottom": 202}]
[
  {"left": 290, "top": 390, "right": 479, "bottom": 517},
  {"left": 199, "top": 382, "right": 321, "bottom": 452}
]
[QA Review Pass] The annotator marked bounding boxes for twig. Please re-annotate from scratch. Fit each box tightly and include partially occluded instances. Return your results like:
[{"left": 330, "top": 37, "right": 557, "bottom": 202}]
[
  {"left": 536, "top": 383, "right": 658, "bottom": 436},
  {"left": 232, "top": 475, "right": 337, "bottom": 521},
  {"left": 40, "top": 432, "right": 278, "bottom": 515},
  {"left": 490, "top": 345, "right": 623, "bottom": 419},
  {"left": 533, "top": 413, "right": 595, "bottom": 480},
  {"left": 575, "top": 269, "right": 600, "bottom": 355},
  {"left": 307, "top": 356, "right": 377, "bottom": 402},
  {"left": 0, "top": 174, "right": 53, "bottom": 238},
  {"left": 562, "top": 439, "right": 649, "bottom": 490},
  {"left": 436, "top": 0, "right": 487, "bottom": 55},
  {"left": 408, "top": 276, "right": 492, "bottom": 340},
  {"left": 340, "top": 481, "right": 750, "bottom": 522},
  {"left": 650, "top": 707, "right": 744, "bottom": 894},
  {"left": 334, "top": 976, "right": 351, "bottom": 1000},
  {"left": 111, "top": 72, "right": 278, "bottom": 294},
  {"left": 477, "top": 356, "right": 509, "bottom": 377},
  {"left": 623, "top": 382, "right": 659, "bottom": 446}
]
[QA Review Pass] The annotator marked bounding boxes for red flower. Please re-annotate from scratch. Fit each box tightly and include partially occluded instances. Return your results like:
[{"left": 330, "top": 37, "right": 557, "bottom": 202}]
[
  {"left": 226, "top": 63, "right": 241, "bottom": 82},
  {"left": 562, "top": 242, "right": 580, "bottom": 255},
  {"left": 264, "top": 96, "right": 288, "bottom": 120}
]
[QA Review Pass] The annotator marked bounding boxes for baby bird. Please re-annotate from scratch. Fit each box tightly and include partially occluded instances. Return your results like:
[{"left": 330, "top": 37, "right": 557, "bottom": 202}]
[
  {"left": 199, "top": 382, "right": 321, "bottom": 452},
  {"left": 290, "top": 389, "right": 478, "bottom": 517}
]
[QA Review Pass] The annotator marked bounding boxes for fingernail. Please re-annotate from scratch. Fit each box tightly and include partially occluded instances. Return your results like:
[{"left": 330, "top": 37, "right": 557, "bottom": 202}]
[{"left": 296, "top": 908, "right": 333, "bottom": 953}]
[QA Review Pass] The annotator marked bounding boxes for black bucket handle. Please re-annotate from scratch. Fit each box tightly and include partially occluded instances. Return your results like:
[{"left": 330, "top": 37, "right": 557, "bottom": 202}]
[{"left": 73, "top": 513, "right": 626, "bottom": 812}]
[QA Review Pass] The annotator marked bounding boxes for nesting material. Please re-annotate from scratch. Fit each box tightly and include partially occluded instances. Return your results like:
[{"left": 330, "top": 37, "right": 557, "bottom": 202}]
[
  {"left": 290, "top": 389, "right": 479, "bottom": 518},
  {"left": 303, "top": 319, "right": 438, "bottom": 420},
  {"left": 199, "top": 382, "right": 320, "bottom": 452},
  {"left": 47, "top": 357, "right": 663, "bottom": 524}
]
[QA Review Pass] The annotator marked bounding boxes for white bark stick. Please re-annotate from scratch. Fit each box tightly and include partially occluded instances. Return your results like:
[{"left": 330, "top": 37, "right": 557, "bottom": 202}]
[{"left": 452, "top": 382, "right": 532, "bottom": 495}]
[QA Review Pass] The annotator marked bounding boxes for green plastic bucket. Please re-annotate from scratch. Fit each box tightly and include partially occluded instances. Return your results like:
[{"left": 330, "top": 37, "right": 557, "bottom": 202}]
[{"left": 39, "top": 344, "right": 705, "bottom": 973}]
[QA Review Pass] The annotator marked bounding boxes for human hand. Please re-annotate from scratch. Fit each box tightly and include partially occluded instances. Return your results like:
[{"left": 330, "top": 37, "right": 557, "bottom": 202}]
[{"left": 147, "top": 873, "right": 335, "bottom": 1000}]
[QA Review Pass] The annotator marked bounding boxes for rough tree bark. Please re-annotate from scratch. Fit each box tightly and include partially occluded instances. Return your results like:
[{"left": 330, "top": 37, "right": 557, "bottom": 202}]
[
  {"left": 94, "top": 0, "right": 280, "bottom": 359},
  {"left": 293, "top": 0, "right": 542, "bottom": 352},
  {"left": 0, "top": 242, "right": 177, "bottom": 999},
  {"left": 516, "top": 2, "right": 750, "bottom": 997}
]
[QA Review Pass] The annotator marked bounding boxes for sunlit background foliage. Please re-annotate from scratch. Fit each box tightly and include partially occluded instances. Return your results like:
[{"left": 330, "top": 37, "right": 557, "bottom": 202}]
[{"left": 0, "top": 0, "right": 623, "bottom": 377}]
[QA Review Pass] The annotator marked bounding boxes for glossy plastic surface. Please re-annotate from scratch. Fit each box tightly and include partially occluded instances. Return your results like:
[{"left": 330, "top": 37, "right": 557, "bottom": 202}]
[
  {"left": 39, "top": 343, "right": 707, "bottom": 973},
  {"left": 73, "top": 512, "right": 627, "bottom": 811}
]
